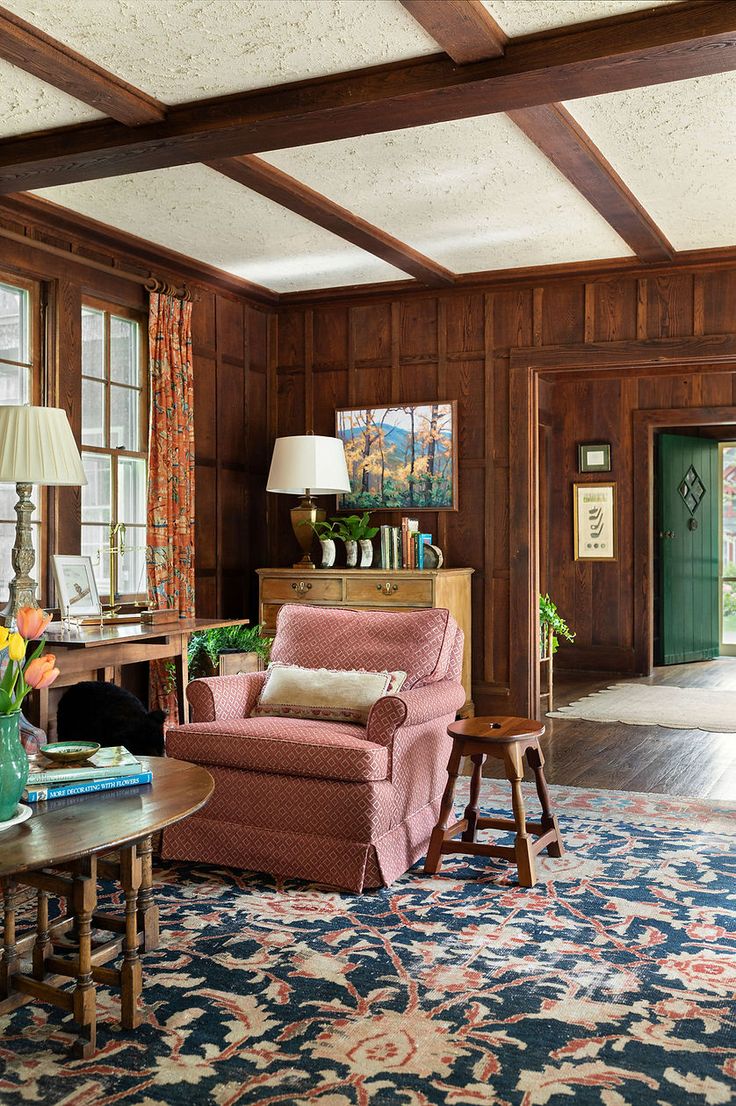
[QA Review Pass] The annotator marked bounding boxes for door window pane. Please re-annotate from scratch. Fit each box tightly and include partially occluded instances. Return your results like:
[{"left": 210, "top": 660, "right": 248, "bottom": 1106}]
[
  {"left": 82, "top": 378, "right": 107, "bottom": 446},
  {"left": 0, "top": 283, "right": 28, "bottom": 365},
  {"left": 82, "top": 308, "right": 105, "bottom": 379},
  {"left": 81, "top": 452, "right": 111, "bottom": 524},
  {"left": 110, "top": 316, "right": 138, "bottom": 385},
  {"left": 110, "top": 385, "right": 138, "bottom": 449}
]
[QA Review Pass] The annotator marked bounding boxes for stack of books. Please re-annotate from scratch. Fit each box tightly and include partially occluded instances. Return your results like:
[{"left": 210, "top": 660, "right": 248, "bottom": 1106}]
[
  {"left": 23, "top": 746, "right": 152, "bottom": 803},
  {"left": 380, "top": 518, "right": 433, "bottom": 570}
]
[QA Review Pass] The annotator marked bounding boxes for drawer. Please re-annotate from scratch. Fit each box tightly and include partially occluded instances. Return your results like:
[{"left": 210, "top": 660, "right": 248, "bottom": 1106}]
[
  {"left": 345, "top": 576, "right": 434, "bottom": 606},
  {"left": 260, "top": 576, "right": 343, "bottom": 603},
  {"left": 261, "top": 603, "right": 282, "bottom": 632}
]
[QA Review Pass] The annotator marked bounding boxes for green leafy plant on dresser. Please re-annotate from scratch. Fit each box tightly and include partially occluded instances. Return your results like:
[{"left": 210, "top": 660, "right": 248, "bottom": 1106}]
[{"left": 188, "top": 624, "right": 272, "bottom": 680}]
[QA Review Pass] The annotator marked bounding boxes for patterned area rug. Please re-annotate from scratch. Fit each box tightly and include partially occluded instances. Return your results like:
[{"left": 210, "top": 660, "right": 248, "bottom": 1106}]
[
  {"left": 1, "top": 780, "right": 735, "bottom": 1106},
  {"left": 549, "top": 683, "right": 736, "bottom": 732}
]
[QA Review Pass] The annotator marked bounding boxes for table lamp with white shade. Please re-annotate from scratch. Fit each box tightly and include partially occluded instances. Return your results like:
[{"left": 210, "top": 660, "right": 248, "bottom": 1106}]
[
  {"left": 267, "top": 435, "right": 351, "bottom": 568},
  {"left": 0, "top": 405, "right": 87, "bottom": 625}
]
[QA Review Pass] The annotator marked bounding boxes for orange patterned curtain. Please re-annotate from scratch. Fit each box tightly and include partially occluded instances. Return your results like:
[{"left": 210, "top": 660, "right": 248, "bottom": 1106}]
[{"left": 146, "top": 291, "right": 195, "bottom": 722}]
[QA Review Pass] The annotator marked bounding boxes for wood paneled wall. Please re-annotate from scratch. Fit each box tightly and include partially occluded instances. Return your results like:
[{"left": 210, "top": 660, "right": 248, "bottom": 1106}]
[
  {"left": 271, "top": 267, "right": 736, "bottom": 712},
  {"left": 0, "top": 200, "right": 273, "bottom": 619}
]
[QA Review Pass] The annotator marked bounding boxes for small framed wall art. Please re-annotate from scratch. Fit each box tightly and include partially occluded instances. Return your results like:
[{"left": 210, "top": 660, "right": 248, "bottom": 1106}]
[
  {"left": 578, "top": 443, "right": 611, "bottom": 473},
  {"left": 52, "top": 554, "right": 102, "bottom": 617},
  {"left": 574, "top": 482, "right": 617, "bottom": 561}
]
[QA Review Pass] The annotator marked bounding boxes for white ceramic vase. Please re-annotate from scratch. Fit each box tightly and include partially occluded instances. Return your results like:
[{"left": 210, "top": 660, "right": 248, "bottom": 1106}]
[
  {"left": 320, "top": 539, "right": 336, "bottom": 568},
  {"left": 359, "top": 539, "right": 373, "bottom": 568},
  {"left": 344, "top": 539, "right": 358, "bottom": 568}
]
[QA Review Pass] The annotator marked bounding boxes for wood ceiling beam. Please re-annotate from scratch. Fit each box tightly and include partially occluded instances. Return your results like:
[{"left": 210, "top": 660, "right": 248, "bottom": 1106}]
[
  {"left": 507, "top": 103, "right": 673, "bottom": 262},
  {"left": 0, "top": 1, "right": 734, "bottom": 193},
  {"left": 399, "top": 0, "right": 507, "bottom": 61},
  {"left": 0, "top": 4, "right": 165, "bottom": 126},
  {"left": 401, "top": 0, "right": 673, "bottom": 262},
  {"left": 210, "top": 156, "right": 454, "bottom": 286}
]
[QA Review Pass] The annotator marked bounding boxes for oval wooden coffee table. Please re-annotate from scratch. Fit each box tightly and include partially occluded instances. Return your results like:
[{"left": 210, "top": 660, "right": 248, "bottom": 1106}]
[{"left": 0, "top": 756, "right": 213, "bottom": 1057}]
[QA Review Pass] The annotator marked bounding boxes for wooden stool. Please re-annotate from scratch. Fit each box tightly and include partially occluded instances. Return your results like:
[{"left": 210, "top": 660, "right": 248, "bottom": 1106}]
[{"left": 424, "top": 716, "right": 564, "bottom": 887}]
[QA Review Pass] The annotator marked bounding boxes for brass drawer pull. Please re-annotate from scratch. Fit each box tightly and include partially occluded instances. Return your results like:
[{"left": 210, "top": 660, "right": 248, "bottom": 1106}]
[
  {"left": 291, "top": 581, "right": 312, "bottom": 596},
  {"left": 377, "top": 582, "right": 399, "bottom": 595}
]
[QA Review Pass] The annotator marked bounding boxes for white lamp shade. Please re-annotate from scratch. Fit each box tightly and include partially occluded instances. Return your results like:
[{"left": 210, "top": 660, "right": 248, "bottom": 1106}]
[
  {"left": 267, "top": 435, "right": 350, "bottom": 495},
  {"left": 0, "top": 406, "right": 87, "bottom": 486}
]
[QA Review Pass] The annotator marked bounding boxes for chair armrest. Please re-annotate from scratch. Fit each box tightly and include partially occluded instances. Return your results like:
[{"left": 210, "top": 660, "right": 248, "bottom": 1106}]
[
  {"left": 187, "top": 672, "right": 267, "bottom": 722},
  {"left": 366, "top": 680, "right": 466, "bottom": 747}
]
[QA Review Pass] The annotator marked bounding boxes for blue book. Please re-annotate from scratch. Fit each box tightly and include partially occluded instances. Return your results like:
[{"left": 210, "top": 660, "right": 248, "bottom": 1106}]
[{"left": 23, "top": 770, "right": 153, "bottom": 803}]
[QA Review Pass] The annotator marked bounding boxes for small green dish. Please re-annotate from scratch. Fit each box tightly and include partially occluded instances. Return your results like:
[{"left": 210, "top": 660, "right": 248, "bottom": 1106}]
[{"left": 38, "top": 741, "right": 101, "bottom": 765}]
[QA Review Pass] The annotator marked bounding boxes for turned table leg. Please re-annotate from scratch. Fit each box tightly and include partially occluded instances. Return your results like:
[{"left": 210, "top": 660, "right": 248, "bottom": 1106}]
[
  {"left": 526, "top": 743, "right": 564, "bottom": 858},
  {"left": 0, "top": 879, "right": 18, "bottom": 997},
  {"left": 504, "top": 745, "right": 537, "bottom": 888},
  {"left": 137, "top": 837, "right": 160, "bottom": 951},
  {"left": 32, "top": 890, "right": 52, "bottom": 980},
  {"left": 424, "top": 744, "right": 464, "bottom": 874},
  {"left": 120, "top": 845, "right": 143, "bottom": 1029},
  {"left": 462, "top": 753, "right": 484, "bottom": 842},
  {"left": 71, "top": 869, "right": 97, "bottom": 1059}
]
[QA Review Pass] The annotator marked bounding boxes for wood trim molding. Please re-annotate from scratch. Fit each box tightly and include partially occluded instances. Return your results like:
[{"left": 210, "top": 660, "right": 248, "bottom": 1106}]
[
  {"left": 0, "top": 4, "right": 165, "bottom": 126},
  {"left": 0, "top": 2, "right": 733, "bottom": 192},
  {"left": 632, "top": 405, "right": 736, "bottom": 674},
  {"left": 399, "top": 0, "right": 507, "bottom": 61},
  {"left": 209, "top": 156, "right": 454, "bottom": 287},
  {"left": 509, "top": 346, "right": 736, "bottom": 718}
]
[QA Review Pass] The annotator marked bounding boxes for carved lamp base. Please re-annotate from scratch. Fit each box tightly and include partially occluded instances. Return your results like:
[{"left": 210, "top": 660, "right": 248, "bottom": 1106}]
[{"left": 1, "top": 482, "right": 39, "bottom": 628}]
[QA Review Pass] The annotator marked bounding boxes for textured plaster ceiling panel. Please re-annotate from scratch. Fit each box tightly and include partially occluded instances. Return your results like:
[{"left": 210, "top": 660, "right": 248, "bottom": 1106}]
[
  {"left": 486, "top": 0, "right": 675, "bottom": 37},
  {"left": 2, "top": 0, "right": 439, "bottom": 105},
  {"left": 0, "top": 60, "right": 102, "bottom": 138},
  {"left": 262, "top": 114, "right": 633, "bottom": 272},
  {"left": 33, "top": 165, "right": 408, "bottom": 291},
  {"left": 565, "top": 73, "right": 736, "bottom": 250}
]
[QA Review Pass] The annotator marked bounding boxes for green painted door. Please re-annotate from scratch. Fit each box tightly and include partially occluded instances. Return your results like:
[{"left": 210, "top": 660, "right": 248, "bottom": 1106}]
[{"left": 657, "top": 433, "right": 719, "bottom": 664}]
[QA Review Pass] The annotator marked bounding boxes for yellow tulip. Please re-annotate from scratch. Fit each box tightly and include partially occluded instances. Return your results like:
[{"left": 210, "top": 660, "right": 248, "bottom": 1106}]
[
  {"left": 8, "top": 633, "right": 26, "bottom": 662},
  {"left": 0, "top": 626, "right": 8, "bottom": 650}
]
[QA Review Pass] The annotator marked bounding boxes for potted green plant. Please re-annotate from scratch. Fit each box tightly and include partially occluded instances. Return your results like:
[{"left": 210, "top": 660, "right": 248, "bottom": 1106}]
[
  {"left": 188, "top": 624, "right": 272, "bottom": 680},
  {"left": 539, "top": 594, "right": 575, "bottom": 658},
  {"left": 303, "top": 518, "right": 340, "bottom": 568},
  {"left": 330, "top": 512, "right": 379, "bottom": 567}
]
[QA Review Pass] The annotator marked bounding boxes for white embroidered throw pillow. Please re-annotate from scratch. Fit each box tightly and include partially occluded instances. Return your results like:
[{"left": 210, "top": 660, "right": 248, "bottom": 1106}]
[{"left": 252, "top": 663, "right": 407, "bottom": 725}]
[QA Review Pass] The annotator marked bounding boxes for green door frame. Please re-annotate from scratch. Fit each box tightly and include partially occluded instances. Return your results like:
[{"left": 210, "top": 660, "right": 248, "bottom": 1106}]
[{"left": 719, "top": 441, "right": 736, "bottom": 657}]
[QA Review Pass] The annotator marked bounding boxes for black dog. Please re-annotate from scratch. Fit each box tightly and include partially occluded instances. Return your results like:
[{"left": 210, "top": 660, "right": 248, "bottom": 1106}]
[{"left": 56, "top": 682, "right": 166, "bottom": 757}]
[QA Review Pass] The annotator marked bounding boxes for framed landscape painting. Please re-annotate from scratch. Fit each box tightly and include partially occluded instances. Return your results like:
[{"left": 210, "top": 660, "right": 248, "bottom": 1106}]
[{"left": 336, "top": 402, "right": 458, "bottom": 510}]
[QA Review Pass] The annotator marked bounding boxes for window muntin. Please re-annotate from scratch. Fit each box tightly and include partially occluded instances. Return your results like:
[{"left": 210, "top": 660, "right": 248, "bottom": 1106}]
[
  {"left": 0, "top": 277, "right": 40, "bottom": 602},
  {"left": 81, "top": 302, "right": 147, "bottom": 602}
]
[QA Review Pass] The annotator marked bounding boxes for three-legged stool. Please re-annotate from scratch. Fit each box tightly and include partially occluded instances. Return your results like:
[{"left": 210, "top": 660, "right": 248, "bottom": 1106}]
[{"left": 424, "top": 716, "right": 564, "bottom": 887}]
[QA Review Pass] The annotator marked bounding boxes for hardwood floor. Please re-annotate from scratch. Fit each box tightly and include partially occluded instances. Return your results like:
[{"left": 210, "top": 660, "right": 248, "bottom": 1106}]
[{"left": 484, "top": 660, "right": 736, "bottom": 801}]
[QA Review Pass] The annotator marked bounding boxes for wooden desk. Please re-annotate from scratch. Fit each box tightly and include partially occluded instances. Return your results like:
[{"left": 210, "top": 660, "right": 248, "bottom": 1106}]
[
  {"left": 0, "top": 757, "right": 213, "bottom": 1056},
  {"left": 32, "top": 618, "right": 246, "bottom": 736}
]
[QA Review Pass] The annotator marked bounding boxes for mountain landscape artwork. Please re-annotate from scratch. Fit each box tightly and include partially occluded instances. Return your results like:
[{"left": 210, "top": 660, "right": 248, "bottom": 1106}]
[{"left": 336, "top": 402, "right": 457, "bottom": 510}]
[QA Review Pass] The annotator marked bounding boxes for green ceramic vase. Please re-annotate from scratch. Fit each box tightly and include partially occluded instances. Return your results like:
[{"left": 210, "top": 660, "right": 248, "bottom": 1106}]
[{"left": 0, "top": 713, "right": 28, "bottom": 822}]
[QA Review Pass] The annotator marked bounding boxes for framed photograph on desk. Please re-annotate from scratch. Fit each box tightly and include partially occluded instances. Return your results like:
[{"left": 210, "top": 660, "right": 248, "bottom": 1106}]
[{"left": 52, "top": 555, "right": 102, "bottom": 618}]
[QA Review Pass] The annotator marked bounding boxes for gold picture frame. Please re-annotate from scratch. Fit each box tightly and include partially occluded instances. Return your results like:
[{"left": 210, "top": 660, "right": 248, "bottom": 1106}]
[{"left": 574, "top": 482, "right": 617, "bottom": 561}]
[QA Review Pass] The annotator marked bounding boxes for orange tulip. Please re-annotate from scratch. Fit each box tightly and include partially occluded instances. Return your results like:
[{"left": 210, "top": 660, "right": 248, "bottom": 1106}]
[
  {"left": 24, "top": 654, "right": 59, "bottom": 690},
  {"left": 16, "top": 607, "right": 52, "bottom": 640}
]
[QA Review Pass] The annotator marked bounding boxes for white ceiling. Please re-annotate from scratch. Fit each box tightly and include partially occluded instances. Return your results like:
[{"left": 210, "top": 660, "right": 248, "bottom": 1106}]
[
  {"left": 0, "top": 0, "right": 733, "bottom": 292},
  {"left": 35, "top": 165, "right": 408, "bottom": 292}
]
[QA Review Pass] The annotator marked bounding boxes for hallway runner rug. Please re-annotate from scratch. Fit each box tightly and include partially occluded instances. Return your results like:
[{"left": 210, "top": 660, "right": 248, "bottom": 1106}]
[
  {"left": 0, "top": 780, "right": 734, "bottom": 1105},
  {"left": 550, "top": 681, "right": 736, "bottom": 732}
]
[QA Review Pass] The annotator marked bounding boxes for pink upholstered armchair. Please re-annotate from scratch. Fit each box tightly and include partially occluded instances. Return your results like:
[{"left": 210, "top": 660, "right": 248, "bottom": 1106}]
[{"left": 162, "top": 604, "right": 465, "bottom": 892}]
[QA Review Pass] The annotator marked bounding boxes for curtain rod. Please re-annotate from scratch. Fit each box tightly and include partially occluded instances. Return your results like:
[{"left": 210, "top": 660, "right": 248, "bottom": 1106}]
[{"left": 0, "top": 224, "right": 194, "bottom": 300}]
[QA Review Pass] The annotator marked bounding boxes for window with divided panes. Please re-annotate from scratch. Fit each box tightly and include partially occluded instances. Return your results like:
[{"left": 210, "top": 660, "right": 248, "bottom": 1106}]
[
  {"left": 81, "top": 301, "right": 147, "bottom": 602},
  {"left": 0, "top": 276, "right": 41, "bottom": 602}
]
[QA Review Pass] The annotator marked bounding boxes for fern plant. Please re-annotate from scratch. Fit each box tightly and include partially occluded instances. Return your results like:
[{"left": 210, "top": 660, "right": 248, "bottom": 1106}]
[{"left": 188, "top": 623, "right": 272, "bottom": 679}]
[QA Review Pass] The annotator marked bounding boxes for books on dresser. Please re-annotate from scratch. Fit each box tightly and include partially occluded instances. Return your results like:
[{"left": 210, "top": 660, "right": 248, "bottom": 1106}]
[{"left": 380, "top": 519, "right": 432, "bottom": 570}]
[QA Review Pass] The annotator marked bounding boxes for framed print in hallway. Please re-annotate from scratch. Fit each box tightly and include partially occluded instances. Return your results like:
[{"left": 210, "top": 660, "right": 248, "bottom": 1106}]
[
  {"left": 574, "top": 482, "right": 617, "bottom": 561},
  {"left": 578, "top": 442, "right": 611, "bottom": 472}
]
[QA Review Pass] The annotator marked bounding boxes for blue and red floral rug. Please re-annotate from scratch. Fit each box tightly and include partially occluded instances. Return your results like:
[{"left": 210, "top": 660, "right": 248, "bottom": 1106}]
[{"left": 1, "top": 781, "right": 734, "bottom": 1105}]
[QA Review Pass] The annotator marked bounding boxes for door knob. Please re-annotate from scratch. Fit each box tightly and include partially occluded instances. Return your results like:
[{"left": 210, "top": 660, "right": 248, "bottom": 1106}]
[{"left": 659, "top": 530, "right": 676, "bottom": 539}]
